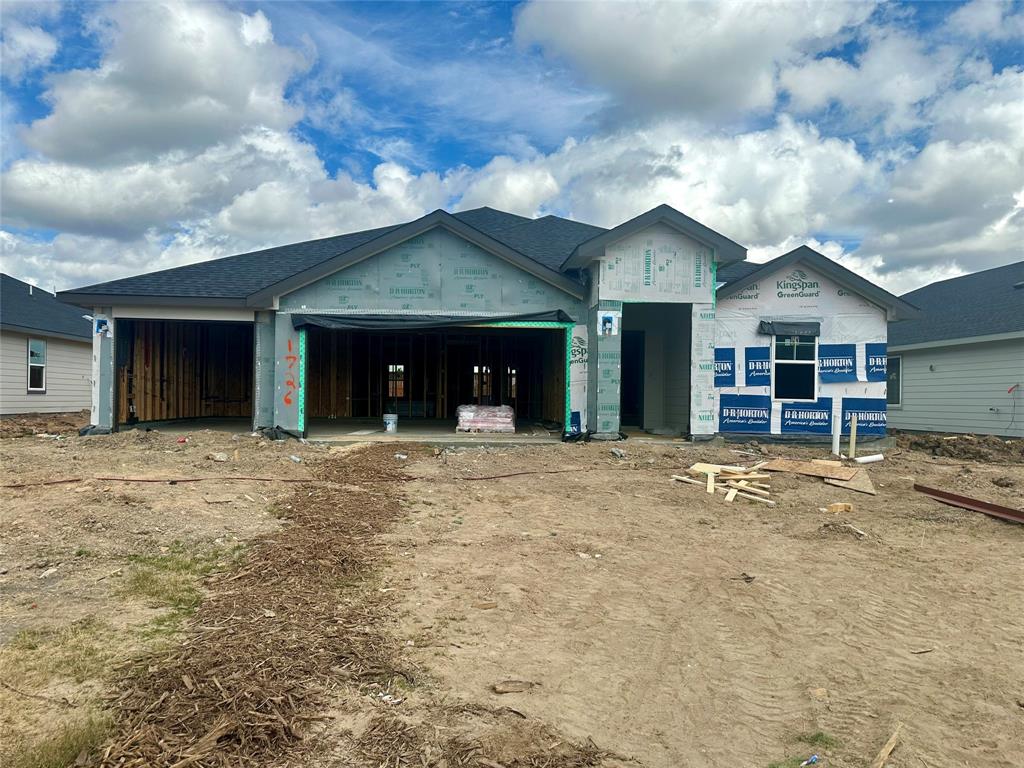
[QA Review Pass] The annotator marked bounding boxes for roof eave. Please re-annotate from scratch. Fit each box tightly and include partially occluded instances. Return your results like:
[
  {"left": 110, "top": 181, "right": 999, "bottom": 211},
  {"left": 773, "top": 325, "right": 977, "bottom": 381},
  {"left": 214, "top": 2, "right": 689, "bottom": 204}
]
[
  {"left": 888, "top": 329, "right": 1024, "bottom": 351},
  {"left": 716, "top": 246, "right": 920, "bottom": 321},
  {"left": 0, "top": 322, "right": 91, "bottom": 343},
  {"left": 57, "top": 292, "right": 253, "bottom": 309},
  {"left": 245, "top": 209, "right": 587, "bottom": 306},
  {"left": 562, "top": 204, "right": 747, "bottom": 269}
]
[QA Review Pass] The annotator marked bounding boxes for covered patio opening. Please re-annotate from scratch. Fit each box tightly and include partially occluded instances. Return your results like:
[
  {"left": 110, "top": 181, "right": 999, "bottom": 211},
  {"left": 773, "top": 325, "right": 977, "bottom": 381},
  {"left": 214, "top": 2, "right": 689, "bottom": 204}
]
[
  {"left": 303, "top": 323, "right": 569, "bottom": 436},
  {"left": 114, "top": 319, "right": 253, "bottom": 428}
]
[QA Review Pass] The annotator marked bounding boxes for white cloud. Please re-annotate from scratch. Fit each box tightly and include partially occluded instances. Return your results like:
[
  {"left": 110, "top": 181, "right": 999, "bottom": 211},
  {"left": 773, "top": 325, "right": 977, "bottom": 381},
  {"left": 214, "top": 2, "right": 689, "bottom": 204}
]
[
  {"left": 945, "top": 0, "right": 1024, "bottom": 41},
  {"left": 20, "top": 1, "right": 306, "bottom": 164},
  {"left": 515, "top": 0, "right": 875, "bottom": 120},
  {"left": 780, "top": 29, "right": 959, "bottom": 135},
  {"left": 1, "top": 20, "right": 58, "bottom": 82}
]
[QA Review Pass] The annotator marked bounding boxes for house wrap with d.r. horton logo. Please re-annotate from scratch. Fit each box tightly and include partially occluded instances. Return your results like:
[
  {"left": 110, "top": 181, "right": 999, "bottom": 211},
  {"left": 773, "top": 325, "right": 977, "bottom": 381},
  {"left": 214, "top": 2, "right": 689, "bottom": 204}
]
[{"left": 713, "top": 246, "right": 916, "bottom": 438}]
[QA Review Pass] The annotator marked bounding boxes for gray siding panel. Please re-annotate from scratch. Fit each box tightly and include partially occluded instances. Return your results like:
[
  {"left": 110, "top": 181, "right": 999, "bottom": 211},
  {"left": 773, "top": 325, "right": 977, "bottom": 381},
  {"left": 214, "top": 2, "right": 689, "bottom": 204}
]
[
  {"left": 0, "top": 331, "right": 92, "bottom": 414},
  {"left": 889, "top": 338, "right": 1024, "bottom": 437}
]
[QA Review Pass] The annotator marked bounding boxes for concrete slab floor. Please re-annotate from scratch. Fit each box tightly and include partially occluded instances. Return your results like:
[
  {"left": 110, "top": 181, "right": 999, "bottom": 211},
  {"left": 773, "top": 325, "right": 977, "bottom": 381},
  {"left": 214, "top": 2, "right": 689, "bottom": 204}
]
[{"left": 117, "top": 417, "right": 568, "bottom": 445}]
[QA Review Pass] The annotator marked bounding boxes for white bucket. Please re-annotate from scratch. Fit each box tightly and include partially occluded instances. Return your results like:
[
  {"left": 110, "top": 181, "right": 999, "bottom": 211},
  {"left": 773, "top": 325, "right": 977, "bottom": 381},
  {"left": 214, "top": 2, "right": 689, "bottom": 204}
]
[{"left": 383, "top": 413, "right": 398, "bottom": 433}]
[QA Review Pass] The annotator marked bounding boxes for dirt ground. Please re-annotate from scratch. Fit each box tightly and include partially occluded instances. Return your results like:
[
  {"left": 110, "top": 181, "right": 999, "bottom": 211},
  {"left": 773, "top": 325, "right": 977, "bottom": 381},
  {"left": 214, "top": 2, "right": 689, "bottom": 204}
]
[
  {"left": 1, "top": 423, "right": 1022, "bottom": 767},
  {"left": 0, "top": 410, "right": 90, "bottom": 439}
]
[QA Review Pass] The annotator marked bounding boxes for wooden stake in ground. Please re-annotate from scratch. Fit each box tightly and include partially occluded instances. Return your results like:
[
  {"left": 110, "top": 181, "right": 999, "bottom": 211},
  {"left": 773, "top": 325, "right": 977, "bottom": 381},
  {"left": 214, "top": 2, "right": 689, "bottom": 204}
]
[{"left": 869, "top": 722, "right": 903, "bottom": 768}]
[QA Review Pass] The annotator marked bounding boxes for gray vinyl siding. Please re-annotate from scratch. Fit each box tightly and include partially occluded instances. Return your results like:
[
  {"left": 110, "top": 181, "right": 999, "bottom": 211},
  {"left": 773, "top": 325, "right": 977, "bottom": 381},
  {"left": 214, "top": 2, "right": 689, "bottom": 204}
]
[
  {"left": 0, "top": 330, "right": 92, "bottom": 414},
  {"left": 888, "top": 337, "right": 1024, "bottom": 437}
]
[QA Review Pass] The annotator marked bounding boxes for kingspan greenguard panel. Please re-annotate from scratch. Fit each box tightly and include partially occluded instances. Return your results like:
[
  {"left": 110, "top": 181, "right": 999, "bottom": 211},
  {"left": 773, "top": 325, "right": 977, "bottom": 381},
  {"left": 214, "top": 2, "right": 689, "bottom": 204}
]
[{"left": 278, "top": 228, "right": 585, "bottom": 317}]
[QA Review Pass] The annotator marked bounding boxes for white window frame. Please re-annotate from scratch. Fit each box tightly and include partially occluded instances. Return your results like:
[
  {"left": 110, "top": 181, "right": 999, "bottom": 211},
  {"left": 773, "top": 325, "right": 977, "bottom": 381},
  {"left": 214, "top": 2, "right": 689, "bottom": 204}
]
[
  {"left": 27, "top": 338, "right": 47, "bottom": 393},
  {"left": 886, "top": 355, "right": 902, "bottom": 408},
  {"left": 770, "top": 334, "right": 818, "bottom": 403}
]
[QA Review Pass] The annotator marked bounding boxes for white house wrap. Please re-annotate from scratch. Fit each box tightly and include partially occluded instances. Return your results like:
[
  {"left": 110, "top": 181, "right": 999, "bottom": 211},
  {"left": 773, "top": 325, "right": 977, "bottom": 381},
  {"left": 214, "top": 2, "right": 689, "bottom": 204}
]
[{"left": 714, "top": 247, "right": 894, "bottom": 437}]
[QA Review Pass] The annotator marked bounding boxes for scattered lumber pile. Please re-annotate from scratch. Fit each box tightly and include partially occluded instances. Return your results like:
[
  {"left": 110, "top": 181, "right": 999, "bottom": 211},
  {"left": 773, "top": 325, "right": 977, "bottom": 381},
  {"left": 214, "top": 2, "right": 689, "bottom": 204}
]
[
  {"left": 672, "top": 462, "right": 775, "bottom": 506},
  {"left": 455, "top": 404, "right": 515, "bottom": 433},
  {"left": 672, "top": 455, "right": 886, "bottom": 507}
]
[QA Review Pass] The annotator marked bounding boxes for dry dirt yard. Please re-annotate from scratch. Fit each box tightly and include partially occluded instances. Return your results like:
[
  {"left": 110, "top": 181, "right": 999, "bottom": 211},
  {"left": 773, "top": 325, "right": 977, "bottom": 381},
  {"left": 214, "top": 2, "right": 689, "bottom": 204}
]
[{"left": 1, "top": 417, "right": 1022, "bottom": 768}]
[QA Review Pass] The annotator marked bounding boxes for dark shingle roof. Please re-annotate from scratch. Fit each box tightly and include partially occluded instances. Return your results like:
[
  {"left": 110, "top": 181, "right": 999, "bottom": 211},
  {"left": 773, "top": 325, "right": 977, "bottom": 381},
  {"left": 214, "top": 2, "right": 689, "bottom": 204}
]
[
  {"left": 1, "top": 274, "right": 91, "bottom": 339},
  {"left": 63, "top": 224, "right": 401, "bottom": 300},
  {"left": 62, "top": 208, "right": 607, "bottom": 303},
  {"left": 888, "top": 260, "right": 1024, "bottom": 346},
  {"left": 60, "top": 205, "right": 743, "bottom": 306},
  {"left": 716, "top": 260, "right": 762, "bottom": 287},
  {"left": 467, "top": 213, "right": 608, "bottom": 271}
]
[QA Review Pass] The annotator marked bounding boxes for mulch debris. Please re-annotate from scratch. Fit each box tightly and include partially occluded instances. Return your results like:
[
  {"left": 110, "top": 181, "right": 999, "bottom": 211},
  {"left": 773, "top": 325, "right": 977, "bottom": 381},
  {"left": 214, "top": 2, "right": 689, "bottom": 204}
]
[{"left": 87, "top": 443, "right": 615, "bottom": 767}]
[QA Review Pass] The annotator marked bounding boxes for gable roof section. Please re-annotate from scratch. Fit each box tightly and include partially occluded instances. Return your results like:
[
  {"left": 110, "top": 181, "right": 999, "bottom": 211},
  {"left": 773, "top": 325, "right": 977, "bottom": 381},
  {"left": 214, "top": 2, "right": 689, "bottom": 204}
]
[
  {"left": 1, "top": 273, "right": 91, "bottom": 340},
  {"left": 888, "top": 260, "right": 1024, "bottom": 347},
  {"left": 245, "top": 209, "right": 587, "bottom": 306},
  {"left": 715, "top": 260, "right": 762, "bottom": 287},
  {"left": 563, "top": 204, "right": 746, "bottom": 269},
  {"left": 59, "top": 224, "right": 402, "bottom": 307},
  {"left": 716, "top": 245, "right": 919, "bottom": 321}
]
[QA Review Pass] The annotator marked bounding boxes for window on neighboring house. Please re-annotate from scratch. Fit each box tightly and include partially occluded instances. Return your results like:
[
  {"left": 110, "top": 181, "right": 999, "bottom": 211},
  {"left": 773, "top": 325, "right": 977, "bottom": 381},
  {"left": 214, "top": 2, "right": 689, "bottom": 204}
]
[
  {"left": 506, "top": 367, "right": 517, "bottom": 400},
  {"left": 886, "top": 356, "right": 902, "bottom": 406},
  {"left": 387, "top": 364, "right": 405, "bottom": 398},
  {"left": 27, "top": 338, "right": 46, "bottom": 393},
  {"left": 772, "top": 334, "right": 816, "bottom": 401},
  {"left": 473, "top": 365, "right": 492, "bottom": 399}
]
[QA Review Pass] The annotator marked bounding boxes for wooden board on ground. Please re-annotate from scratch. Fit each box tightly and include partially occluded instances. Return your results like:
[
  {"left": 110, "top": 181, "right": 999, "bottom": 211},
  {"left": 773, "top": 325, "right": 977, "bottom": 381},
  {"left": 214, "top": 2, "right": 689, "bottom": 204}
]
[
  {"left": 759, "top": 458, "right": 858, "bottom": 481},
  {"left": 689, "top": 462, "right": 748, "bottom": 475},
  {"left": 672, "top": 475, "right": 776, "bottom": 506},
  {"left": 825, "top": 469, "right": 877, "bottom": 495}
]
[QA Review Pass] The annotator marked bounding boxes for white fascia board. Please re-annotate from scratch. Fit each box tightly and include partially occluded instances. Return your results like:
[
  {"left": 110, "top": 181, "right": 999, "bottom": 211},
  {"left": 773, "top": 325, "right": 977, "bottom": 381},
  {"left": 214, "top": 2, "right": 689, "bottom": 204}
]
[
  {"left": 111, "top": 305, "right": 256, "bottom": 322},
  {"left": 889, "top": 330, "right": 1024, "bottom": 352}
]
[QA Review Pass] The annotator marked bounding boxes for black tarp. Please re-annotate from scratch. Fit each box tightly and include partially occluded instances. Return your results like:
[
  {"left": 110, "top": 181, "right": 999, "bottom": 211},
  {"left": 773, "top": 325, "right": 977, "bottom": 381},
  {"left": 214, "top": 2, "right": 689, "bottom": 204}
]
[
  {"left": 757, "top": 320, "right": 821, "bottom": 336},
  {"left": 292, "top": 310, "right": 576, "bottom": 331}
]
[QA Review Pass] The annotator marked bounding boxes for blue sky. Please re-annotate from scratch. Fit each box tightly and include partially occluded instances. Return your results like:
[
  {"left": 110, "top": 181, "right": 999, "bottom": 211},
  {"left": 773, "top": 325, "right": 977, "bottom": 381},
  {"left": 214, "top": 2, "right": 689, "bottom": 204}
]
[{"left": 1, "top": 0, "right": 1022, "bottom": 293}]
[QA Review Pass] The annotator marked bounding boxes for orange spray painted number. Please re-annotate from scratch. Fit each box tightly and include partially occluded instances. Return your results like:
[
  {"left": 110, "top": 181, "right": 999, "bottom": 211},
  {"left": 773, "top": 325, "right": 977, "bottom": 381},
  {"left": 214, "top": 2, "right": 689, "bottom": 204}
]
[{"left": 283, "top": 338, "right": 299, "bottom": 406}]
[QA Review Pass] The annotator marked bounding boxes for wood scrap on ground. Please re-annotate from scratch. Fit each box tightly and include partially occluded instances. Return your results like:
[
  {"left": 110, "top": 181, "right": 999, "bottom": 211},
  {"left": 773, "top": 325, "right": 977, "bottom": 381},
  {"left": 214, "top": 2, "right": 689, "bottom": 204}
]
[
  {"left": 869, "top": 722, "right": 903, "bottom": 768},
  {"left": 673, "top": 462, "right": 776, "bottom": 506},
  {"left": 758, "top": 458, "right": 858, "bottom": 481},
  {"left": 825, "top": 468, "right": 877, "bottom": 495}
]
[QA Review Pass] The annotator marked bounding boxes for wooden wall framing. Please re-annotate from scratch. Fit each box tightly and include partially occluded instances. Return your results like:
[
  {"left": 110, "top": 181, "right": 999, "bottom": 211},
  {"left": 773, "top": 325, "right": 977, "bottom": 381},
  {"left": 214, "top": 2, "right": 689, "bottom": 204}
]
[
  {"left": 304, "top": 327, "right": 565, "bottom": 425},
  {"left": 116, "top": 320, "right": 253, "bottom": 424}
]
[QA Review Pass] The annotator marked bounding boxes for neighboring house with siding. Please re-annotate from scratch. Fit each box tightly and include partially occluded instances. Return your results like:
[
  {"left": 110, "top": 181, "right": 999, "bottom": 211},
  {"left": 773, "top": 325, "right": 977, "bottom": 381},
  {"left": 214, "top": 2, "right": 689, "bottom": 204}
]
[
  {"left": 1, "top": 273, "right": 92, "bottom": 415},
  {"left": 887, "top": 261, "right": 1024, "bottom": 438}
]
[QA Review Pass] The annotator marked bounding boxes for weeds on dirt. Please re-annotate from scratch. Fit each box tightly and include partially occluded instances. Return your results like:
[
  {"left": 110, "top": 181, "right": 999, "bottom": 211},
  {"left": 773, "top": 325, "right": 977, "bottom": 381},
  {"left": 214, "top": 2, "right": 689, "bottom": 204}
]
[
  {"left": 5, "top": 711, "right": 112, "bottom": 768},
  {"left": 2, "top": 617, "right": 118, "bottom": 687},
  {"left": 797, "top": 730, "right": 841, "bottom": 749},
  {"left": 118, "top": 541, "right": 244, "bottom": 614}
]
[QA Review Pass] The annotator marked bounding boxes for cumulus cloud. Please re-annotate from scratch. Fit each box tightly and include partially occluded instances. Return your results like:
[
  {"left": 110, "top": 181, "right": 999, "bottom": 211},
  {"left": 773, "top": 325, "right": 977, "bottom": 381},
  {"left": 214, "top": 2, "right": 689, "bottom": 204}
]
[
  {"left": 1, "top": 19, "right": 58, "bottom": 82},
  {"left": 780, "top": 29, "right": 959, "bottom": 135},
  {"left": 945, "top": 0, "right": 1024, "bottom": 41},
  {"left": 515, "top": 0, "right": 875, "bottom": 121},
  {"left": 20, "top": 2, "right": 306, "bottom": 164}
]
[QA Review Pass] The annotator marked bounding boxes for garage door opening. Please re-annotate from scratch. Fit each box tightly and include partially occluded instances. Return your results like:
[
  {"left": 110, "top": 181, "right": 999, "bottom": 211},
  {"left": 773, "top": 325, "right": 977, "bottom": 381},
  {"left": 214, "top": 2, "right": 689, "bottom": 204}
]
[
  {"left": 303, "top": 325, "right": 568, "bottom": 436},
  {"left": 115, "top": 319, "right": 253, "bottom": 428}
]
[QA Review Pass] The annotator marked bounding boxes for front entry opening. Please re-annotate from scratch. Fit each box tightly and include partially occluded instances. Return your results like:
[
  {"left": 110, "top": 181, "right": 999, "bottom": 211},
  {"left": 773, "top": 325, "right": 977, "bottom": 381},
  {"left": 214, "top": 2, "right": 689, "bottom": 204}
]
[
  {"left": 621, "top": 303, "right": 692, "bottom": 435},
  {"left": 305, "top": 326, "right": 566, "bottom": 433},
  {"left": 620, "top": 329, "right": 645, "bottom": 427}
]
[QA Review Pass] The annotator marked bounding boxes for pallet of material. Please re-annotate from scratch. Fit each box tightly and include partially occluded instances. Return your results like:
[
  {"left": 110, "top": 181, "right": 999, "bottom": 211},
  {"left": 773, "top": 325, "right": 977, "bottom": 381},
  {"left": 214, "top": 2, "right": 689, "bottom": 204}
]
[
  {"left": 455, "top": 404, "right": 516, "bottom": 433},
  {"left": 672, "top": 462, "right": 775, "bottom": 505}
]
